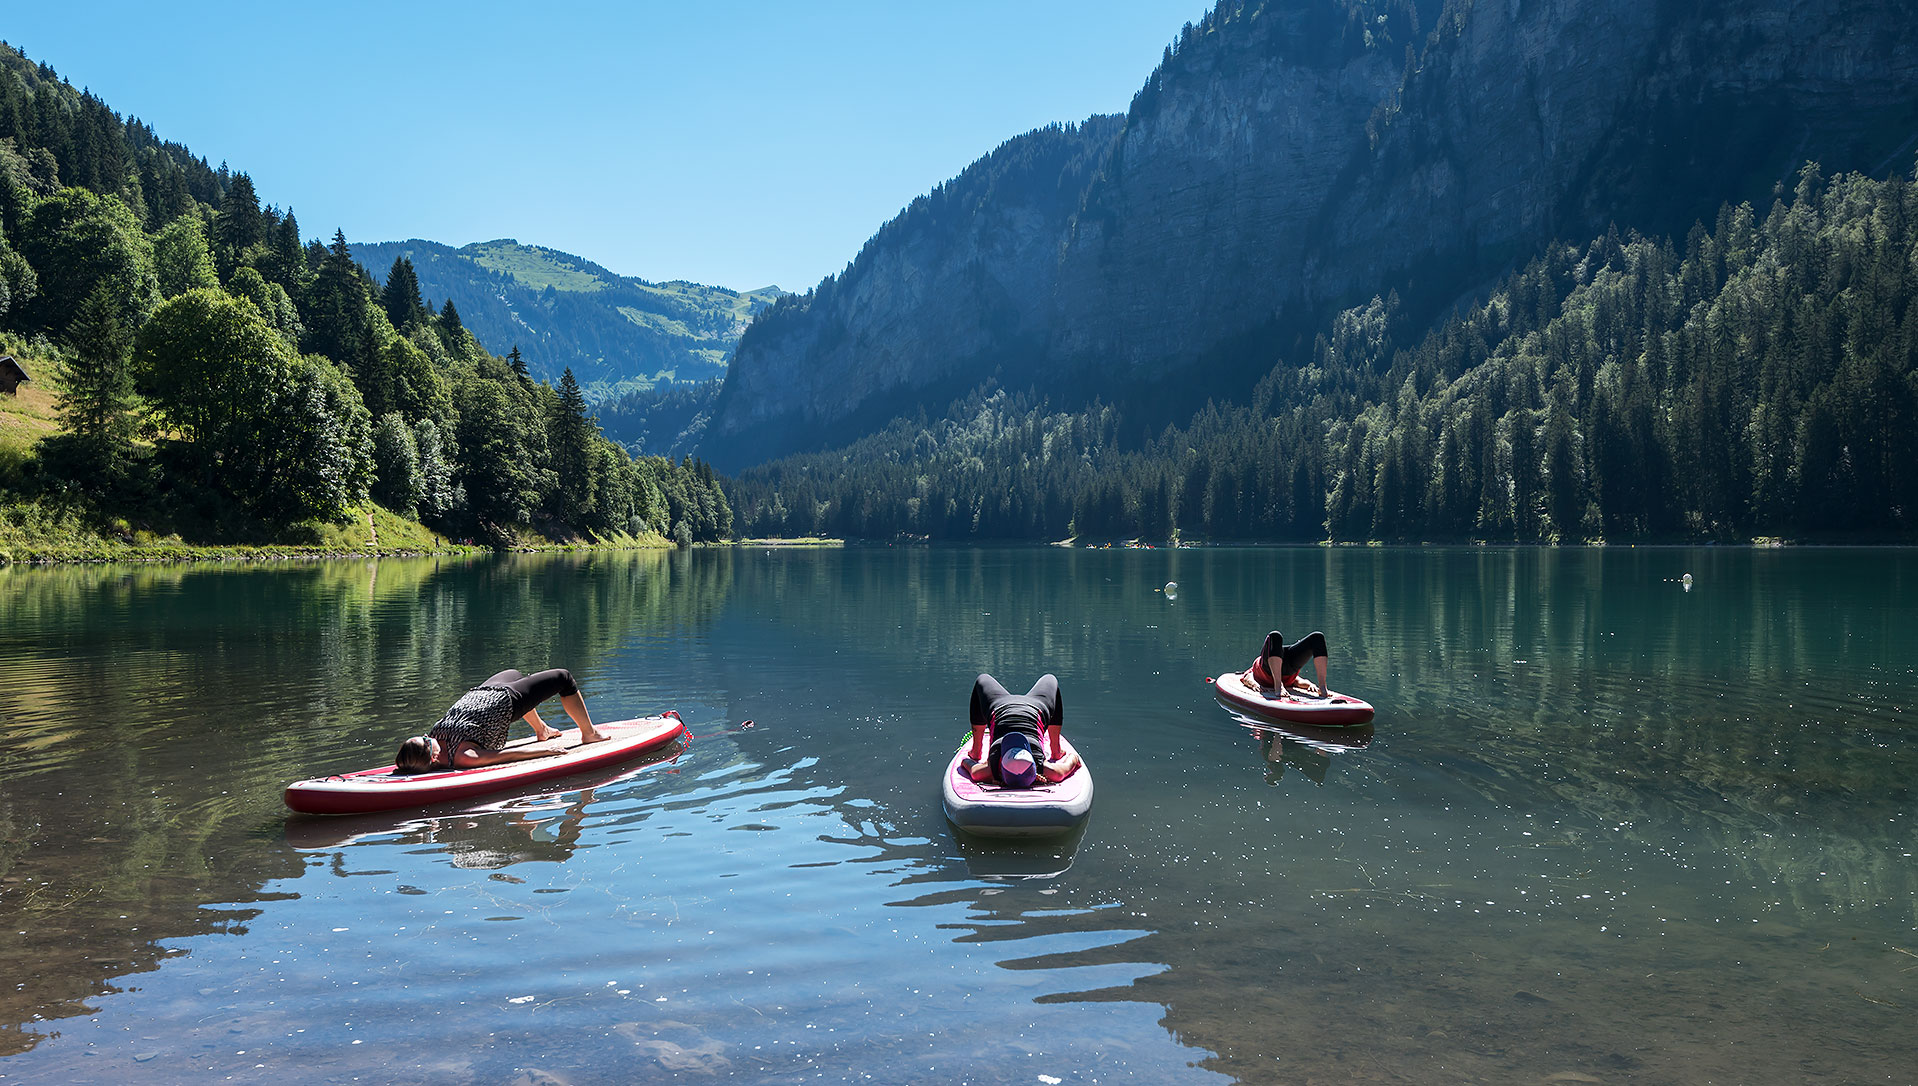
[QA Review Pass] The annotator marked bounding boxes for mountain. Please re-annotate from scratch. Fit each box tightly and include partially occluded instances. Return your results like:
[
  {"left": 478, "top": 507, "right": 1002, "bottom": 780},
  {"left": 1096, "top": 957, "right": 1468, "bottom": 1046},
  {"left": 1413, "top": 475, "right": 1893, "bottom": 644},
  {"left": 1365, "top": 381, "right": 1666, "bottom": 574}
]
[
  {"left": 702, "top": 0, "right": 1918, "bottom": 471},
  {"left": 354, "top": 238, "right": 782, "bottom": 400}
]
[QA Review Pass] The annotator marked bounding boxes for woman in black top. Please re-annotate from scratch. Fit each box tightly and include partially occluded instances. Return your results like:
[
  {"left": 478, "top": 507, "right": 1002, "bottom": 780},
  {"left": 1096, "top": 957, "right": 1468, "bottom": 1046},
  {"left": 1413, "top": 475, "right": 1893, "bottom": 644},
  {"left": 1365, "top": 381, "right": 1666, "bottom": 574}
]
[
  {"left": 394, "top": 668, "right": 607, "bottom": 773},
  {"left": 963, "top": 672, "right": 1081, "bottom": 787}
]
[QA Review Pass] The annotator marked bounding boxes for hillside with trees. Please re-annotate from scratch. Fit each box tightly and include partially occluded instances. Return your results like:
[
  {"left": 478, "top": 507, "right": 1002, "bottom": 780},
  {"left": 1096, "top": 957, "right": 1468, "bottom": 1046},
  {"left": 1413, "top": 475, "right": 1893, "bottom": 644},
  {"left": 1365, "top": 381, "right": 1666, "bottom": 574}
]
[
  {"left": 0, "top": 43, "right": 732, "bottom": 558},
  {"left": 727, "top": 165, "right": 1918, "bottom": 544},
  {"left": 703, "top": 0, "right": 1918, "bottom": 477},
  {"left": 351, "top": 238, "right": 782, "bottom": 401}
]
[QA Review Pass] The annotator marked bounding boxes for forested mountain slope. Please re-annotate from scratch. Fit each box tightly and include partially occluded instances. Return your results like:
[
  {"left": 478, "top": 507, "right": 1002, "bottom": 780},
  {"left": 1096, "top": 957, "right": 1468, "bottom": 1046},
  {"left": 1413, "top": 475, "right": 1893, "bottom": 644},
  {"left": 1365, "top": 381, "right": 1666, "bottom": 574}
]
[
  {"left": 727, "top": 166, "right": 1918, "bottom": 542},
  {"left": 353, "top": 238, "right": 781, "bottom": 400},
  {"left": 704, "top": 0, "right": 1918, "bottom": 471}
]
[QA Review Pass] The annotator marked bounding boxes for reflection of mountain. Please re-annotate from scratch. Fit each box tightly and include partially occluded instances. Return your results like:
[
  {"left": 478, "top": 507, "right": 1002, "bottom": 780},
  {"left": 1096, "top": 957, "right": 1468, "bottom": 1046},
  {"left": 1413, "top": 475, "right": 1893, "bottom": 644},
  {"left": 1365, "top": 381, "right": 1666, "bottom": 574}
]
[
  {"left": 0, "top": 551, "right": 732, "bottom": 1054},
  {"left": 712, "top": 546, "right": 1917, "bottom": 915}
]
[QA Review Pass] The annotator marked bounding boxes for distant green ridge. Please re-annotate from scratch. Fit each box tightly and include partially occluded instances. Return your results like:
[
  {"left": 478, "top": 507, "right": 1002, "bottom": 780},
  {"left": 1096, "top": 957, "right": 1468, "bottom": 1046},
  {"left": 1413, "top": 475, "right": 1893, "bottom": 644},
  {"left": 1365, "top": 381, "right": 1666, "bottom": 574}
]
[{"left": 355, "top": 238, "right": 783, "bottom": 401}]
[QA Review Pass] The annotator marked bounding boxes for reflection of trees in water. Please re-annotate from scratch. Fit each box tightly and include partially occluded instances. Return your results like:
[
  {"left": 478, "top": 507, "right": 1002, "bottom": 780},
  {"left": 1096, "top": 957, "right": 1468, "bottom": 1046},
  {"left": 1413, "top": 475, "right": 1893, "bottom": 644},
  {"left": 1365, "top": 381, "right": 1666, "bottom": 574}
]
[
  {"left": 1339, "top": 548, "right": 1918, "bottom": 918},
  {"left": 730, "top": 547, "right": 1916, "bottom": 915},
  {"left": 0, "top": 551, "right": 728, "bottom": 1055},
  {"left": 0, "top": 787, "right": 298, "bottom": 1056}
]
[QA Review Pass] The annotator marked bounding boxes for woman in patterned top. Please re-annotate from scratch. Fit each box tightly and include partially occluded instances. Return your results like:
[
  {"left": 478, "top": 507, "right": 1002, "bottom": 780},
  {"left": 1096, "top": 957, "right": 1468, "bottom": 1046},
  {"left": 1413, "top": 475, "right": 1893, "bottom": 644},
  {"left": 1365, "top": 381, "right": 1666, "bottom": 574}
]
[{"left": 394, "top": 668, "right": 608, "bottom": 773}]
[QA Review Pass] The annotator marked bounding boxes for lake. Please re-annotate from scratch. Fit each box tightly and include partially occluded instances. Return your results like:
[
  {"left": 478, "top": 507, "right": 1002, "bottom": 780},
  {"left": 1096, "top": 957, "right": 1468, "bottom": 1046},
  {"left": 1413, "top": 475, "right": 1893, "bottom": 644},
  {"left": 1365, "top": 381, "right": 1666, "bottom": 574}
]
[{"left": 0, "top": 546, "right": 1913, "bottom": 1085}]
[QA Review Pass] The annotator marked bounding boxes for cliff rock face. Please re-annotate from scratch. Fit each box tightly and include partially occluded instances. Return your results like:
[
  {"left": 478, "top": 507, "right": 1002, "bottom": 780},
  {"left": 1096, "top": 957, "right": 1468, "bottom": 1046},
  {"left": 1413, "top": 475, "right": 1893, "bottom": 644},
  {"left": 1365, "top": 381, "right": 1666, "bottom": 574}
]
[
  {"left": 705, "top": 118, "right": 1122, "bottom": 464},
  {"left": 704, "top": 0, "right": 1918, "bottom": 470}
]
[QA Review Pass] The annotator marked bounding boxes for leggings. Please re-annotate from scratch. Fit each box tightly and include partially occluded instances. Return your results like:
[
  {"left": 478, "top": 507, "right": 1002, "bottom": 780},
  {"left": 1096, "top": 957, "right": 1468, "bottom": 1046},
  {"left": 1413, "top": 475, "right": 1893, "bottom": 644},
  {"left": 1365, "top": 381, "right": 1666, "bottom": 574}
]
[
  {"left": 1259, "top": 631, "right": 1328, "bottom": 680},
  {"left": 478, "top": 668, "right": 580, "bottom": 718},
  {"left": 968, "top": 673, "right": 1062, "bottom": 739}
]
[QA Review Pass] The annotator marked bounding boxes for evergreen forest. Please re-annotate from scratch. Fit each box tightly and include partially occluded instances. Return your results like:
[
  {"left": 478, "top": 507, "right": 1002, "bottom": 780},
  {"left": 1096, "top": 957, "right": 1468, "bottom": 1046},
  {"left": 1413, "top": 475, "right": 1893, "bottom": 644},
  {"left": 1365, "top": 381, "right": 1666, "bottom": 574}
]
[
  {"left": 727, "top": 164, "right": 1918, "bottom": 544},
  {"left": 0, "top": 45, "right": 731, "bottom": 554}
]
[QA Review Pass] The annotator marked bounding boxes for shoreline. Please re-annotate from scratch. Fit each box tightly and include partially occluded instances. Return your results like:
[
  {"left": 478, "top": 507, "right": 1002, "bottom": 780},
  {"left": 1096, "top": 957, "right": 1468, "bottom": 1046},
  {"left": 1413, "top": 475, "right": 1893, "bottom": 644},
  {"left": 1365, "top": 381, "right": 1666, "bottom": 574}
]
[
  {"left": 0, "top": 540, "right": 677, "bottom": 567},
  {"left": 0, "top": 520, "right": 682, "bottom": 567},
  {"left": 16, "top": 533, "right": 1918, "bottom": 569}
]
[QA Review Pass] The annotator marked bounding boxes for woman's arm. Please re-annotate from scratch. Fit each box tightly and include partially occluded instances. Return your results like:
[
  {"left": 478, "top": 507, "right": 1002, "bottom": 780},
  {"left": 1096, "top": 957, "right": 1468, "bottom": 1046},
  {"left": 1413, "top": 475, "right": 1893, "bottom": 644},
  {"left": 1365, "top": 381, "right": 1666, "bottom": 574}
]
[
  {"left": 451, "top": 743, "right": 566, "bottom": 769},
  {"left": 1040, "top": 751, "right": 1082, "bottom": 782}
]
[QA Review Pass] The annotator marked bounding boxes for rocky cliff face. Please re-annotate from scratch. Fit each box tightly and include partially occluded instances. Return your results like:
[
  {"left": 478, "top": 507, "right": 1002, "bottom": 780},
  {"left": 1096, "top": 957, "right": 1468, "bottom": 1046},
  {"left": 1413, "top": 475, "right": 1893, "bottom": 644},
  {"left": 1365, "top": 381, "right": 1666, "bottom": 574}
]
[
  {"left": 704, "top": 0, "right": 1918, "bottom": 471},
  {"left": 705, "top": 118, "right": 1122, "bottom": 465}
]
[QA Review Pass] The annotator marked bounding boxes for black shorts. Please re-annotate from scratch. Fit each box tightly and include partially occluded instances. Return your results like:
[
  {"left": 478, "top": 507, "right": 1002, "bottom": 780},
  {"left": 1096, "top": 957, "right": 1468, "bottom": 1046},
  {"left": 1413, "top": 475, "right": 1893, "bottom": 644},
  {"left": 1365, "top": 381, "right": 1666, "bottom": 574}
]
[
  {"left": 969, "top": 673, "right": 1062, "bottom": 739},
  {"left": 1259, "top": 631, "right": 1328, "bottom": 680},
  {"left": 477, "top": 668, "right": 580, "bottom": 718}
]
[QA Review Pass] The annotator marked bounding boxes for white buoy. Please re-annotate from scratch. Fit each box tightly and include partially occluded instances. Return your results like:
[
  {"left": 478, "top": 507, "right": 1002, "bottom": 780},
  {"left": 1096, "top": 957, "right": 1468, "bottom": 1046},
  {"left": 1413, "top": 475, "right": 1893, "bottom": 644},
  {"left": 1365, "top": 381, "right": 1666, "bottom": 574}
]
[{"left": 1164, "top": 581, "right": 1179, "bottom": 600}]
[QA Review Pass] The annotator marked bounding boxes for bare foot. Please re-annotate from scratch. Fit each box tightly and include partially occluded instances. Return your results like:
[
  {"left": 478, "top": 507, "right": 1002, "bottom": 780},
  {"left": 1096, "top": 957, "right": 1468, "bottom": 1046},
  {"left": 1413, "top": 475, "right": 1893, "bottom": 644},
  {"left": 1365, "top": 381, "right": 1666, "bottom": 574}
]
[{"left": 579, "top": 729, "right": 609, "bottom": 744}]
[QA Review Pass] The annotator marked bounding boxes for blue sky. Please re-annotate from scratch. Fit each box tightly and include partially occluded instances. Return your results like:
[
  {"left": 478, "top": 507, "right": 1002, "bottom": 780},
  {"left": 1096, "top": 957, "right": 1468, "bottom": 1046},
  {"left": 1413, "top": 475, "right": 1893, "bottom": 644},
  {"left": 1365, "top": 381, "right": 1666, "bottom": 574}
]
[{"left": 5, "top": 2, "right": 1209, "bottom": 292}]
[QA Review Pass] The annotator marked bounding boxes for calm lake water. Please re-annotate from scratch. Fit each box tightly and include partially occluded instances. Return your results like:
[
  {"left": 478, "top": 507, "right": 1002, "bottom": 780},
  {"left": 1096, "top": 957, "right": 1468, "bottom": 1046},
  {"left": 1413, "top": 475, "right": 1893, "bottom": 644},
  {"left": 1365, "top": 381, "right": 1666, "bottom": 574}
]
[{"left": 0, "top": 546, "right": 1913, "bottom": 1085}]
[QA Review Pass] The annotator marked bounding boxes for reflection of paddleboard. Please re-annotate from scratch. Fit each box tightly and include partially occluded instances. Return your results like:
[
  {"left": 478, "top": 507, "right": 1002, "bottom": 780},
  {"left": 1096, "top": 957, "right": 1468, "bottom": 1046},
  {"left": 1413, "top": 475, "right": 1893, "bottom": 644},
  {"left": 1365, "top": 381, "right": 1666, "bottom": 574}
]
[
  {"left": 283, "top": 753, "right": 680, "bottom": 849},
  {"left": 1237, "top": 717, "right": 1375, "bottom": 754},
  {"left": 941, "top": 736, "right": 1092, "bottom": 839},
  {"left": 1210, "top": 669, "right": 1375, "bottom": 727},
  {"left": 954, "top": 822, "right": 1088, "bottom": 880},
  {"left": 284, "top": 713, "right": 687, "bottom": 815}
]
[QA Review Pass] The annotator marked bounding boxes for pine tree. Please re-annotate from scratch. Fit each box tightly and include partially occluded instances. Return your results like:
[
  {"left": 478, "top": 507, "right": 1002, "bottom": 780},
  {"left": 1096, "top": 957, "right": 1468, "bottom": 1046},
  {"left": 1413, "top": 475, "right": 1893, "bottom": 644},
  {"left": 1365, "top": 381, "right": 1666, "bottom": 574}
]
[
  {"left": 379, "top": 255, "right": 425, "bottom": 329},
  {"left": 261, "top": 208, "right": 308, "bottom": 290},
  {"left": 549, "top": 367, "right": 596, "bottom": 526},
  {"left": 216, "top": 171, "right": 263, "bottom": 256},
  {"left": 300, "top": 228, "right": 382, "bottom": 403},
  {"left": 508, "top": 345, "right": 529, "bottom": 382},
  {"left": 57, "top": 281, "right": 137, "bottom": 464}
]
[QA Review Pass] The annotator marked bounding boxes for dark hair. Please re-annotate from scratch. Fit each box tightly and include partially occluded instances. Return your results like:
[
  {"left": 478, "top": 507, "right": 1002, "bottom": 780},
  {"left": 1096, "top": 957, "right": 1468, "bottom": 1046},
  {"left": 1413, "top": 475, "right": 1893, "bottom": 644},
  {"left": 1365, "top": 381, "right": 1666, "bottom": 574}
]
[{"left": 395, "top": 736, "right": 434, "bottom": 774}]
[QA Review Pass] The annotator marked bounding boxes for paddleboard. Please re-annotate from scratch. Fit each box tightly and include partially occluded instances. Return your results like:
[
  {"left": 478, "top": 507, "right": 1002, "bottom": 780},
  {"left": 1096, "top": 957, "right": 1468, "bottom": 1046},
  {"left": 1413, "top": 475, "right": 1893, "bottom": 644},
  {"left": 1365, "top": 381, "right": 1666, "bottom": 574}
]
[
  {"left": 942, "top": 735, "right": 1092, "bottom": 838},
  {"left": 1210, "top": 668, "right": 1375, "bottom": 727},
  {"left": 284, "top": 713, "right": 687, "bottom": 815}
]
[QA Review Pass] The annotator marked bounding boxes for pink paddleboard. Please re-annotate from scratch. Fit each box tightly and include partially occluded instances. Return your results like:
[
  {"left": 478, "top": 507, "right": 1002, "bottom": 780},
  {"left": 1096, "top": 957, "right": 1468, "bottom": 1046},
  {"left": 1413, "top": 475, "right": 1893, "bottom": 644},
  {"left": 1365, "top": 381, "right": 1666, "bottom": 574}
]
[{"left": 285, "top": 713, "right": 687, "bottom": 815}]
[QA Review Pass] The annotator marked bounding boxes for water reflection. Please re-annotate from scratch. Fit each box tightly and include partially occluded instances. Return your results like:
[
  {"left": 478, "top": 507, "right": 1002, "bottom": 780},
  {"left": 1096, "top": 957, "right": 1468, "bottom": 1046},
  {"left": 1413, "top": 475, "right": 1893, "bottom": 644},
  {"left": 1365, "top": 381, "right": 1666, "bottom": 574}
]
[
  {"left": 950, "top": 824, "right": 1089, "bottom": 880},
  {"left": 1247, "top": 721, "right": 1374, "bottom": 785},
  {"left": 282, "top": 738, "right": 690, "bottom": 860},
  {"left": 0, "top": 546, "right": 1913, "bottom": 1084},
  {"left": 0, "top": 550, "right": 727, "bottom": 1057}
]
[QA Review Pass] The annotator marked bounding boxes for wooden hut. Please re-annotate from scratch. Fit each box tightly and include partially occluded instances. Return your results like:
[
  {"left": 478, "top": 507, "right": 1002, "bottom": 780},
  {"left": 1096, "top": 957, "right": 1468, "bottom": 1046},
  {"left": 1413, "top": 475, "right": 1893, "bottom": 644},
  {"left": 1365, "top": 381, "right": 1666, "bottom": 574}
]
[{"left": 0, "top": 354, "right": 26, "bottom": 396}]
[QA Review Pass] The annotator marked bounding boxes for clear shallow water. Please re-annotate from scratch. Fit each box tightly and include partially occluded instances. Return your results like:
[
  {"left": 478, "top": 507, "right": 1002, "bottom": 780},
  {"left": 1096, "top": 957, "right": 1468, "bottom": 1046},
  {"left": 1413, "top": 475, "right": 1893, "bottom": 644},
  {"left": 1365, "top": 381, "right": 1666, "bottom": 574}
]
[{"left": 0, "top": 546, "right": 1913, "bottom": 1084}]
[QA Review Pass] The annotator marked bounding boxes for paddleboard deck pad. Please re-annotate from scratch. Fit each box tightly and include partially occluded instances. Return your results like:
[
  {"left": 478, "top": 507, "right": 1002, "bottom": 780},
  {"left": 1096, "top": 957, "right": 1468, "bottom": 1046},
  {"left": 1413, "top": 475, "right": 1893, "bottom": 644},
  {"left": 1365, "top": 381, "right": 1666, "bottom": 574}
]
[
  {"left": 942, "top": 735, "right": 1092, "bottom": 838},
  {"left": 284, "top": 713, "right": 687, "bottom": 815},
  {"left": 1211, "top": 669, "right": 1375, "bottom": 727}
]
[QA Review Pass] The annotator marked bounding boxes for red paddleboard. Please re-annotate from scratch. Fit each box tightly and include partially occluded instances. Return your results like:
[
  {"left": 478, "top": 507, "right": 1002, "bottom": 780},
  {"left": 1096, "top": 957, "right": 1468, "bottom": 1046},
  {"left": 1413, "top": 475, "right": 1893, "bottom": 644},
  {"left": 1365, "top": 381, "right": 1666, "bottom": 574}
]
[
  {"left": 1210, "top": 668, "right": 1375, "bottom": 727},
  {"left": 284, "top": 713, "right": 687, "bottom": 815}
]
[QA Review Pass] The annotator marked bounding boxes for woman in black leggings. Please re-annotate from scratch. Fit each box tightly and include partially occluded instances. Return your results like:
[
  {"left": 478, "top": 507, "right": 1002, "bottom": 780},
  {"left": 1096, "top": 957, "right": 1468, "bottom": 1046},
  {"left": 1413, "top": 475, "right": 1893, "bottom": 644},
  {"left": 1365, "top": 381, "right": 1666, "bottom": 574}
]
[
  {"left": 1251, "top": 631, "right": 1331, "bottom": 697},
  {"left": 395, "top": 668, "right": 607, "bottom": 773},
  {"left": 963, "top": 673, "right": 1081, "bottom": 787}
]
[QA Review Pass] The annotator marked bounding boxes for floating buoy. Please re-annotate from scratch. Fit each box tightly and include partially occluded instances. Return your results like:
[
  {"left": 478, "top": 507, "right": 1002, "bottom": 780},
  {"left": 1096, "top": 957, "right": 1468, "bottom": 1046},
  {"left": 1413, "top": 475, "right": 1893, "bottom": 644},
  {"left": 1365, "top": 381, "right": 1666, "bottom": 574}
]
[
  {"left": 1164, "top": 581, "right": 1179, "bottom": 600},
  {"left": 1682, "top": 572, "right": 1693, "bottom": 592}
]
